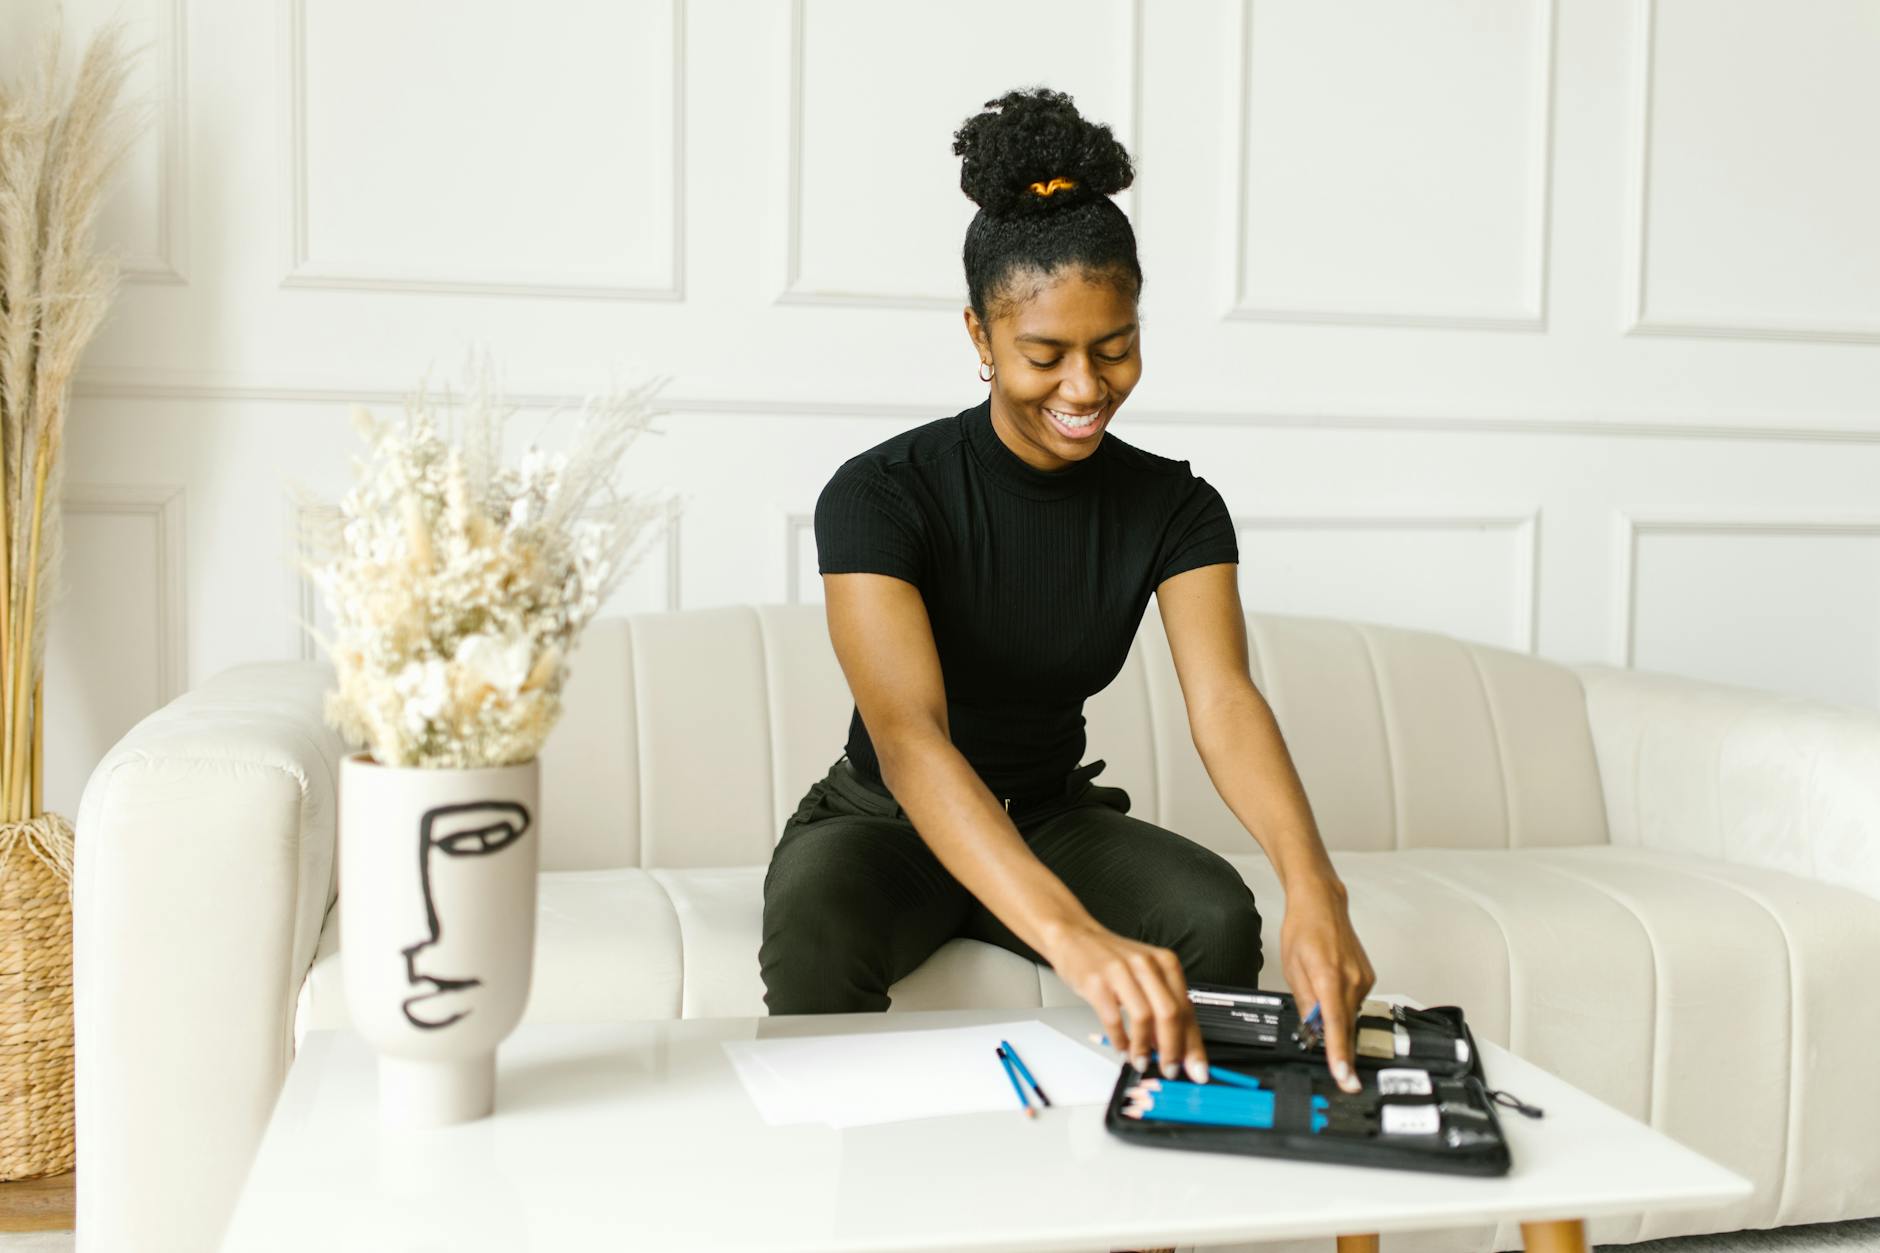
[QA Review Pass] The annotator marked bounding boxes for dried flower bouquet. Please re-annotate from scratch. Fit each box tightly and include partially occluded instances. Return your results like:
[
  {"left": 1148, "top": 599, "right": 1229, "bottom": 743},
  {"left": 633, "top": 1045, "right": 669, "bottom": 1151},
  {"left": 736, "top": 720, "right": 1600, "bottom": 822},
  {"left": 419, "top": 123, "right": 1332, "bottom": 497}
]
[{"left": 299, "top": 350, "right": 679, "bottom": 769}]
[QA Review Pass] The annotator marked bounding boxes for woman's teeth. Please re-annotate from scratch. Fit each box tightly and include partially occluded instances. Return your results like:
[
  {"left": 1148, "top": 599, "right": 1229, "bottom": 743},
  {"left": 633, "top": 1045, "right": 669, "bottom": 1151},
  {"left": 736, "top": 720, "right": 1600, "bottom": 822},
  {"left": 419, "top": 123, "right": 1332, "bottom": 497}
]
[{"left": 1046, "top": 406, "right": 1099, "bottom": 429}]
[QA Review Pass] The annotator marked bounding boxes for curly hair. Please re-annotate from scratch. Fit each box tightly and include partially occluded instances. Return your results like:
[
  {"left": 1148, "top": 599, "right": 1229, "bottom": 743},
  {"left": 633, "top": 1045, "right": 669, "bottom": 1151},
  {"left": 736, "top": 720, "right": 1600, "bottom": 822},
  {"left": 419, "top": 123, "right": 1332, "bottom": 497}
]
[{"left": 951, "top": 86, "right": 1142, "bottom": 326}]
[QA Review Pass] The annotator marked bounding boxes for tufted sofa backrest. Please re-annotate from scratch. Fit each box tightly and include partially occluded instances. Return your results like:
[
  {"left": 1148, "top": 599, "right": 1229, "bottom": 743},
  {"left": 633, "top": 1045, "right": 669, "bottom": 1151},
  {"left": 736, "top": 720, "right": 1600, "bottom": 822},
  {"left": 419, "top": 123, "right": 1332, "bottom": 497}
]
[{"left": 536, "top": 604, "right": 1611, "bottom": 871}]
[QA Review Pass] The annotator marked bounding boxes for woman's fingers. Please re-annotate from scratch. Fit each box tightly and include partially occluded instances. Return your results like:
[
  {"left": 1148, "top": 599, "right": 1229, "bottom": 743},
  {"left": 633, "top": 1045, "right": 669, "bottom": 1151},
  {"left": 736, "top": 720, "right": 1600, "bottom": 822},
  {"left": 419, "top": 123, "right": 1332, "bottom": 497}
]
[
  {"left": 1085, "top": 977, "right": 1128, "bottom": 1063},
  {"left": 1127, "top": 950, "right": 1185, "bottom": 1079},
  {"left": 1106, "top": 961, "right": 1155, "bottom": 1070},
  {"left": 1312, "top": 973, "right": 1362, "bottom": 1094},
  {"left": 1151, "top": 946, "right": 1210, "bottom": 1083}
]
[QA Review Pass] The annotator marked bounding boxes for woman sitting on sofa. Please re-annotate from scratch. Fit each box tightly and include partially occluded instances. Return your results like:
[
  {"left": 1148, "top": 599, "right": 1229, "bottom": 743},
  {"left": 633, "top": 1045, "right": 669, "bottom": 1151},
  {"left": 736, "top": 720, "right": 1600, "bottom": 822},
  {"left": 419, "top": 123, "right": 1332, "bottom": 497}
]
[{"left": 759, "top": 85, "right": 1374, "bottom": 1098}]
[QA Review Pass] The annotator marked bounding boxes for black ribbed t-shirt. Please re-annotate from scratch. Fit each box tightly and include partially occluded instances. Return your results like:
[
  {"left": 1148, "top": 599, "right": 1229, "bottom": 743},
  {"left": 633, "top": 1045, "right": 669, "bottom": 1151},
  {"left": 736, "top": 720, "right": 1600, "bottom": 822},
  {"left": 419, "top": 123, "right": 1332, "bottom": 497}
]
[{"left": 814, "top": 396, "right": 1239, "bottom": 804}]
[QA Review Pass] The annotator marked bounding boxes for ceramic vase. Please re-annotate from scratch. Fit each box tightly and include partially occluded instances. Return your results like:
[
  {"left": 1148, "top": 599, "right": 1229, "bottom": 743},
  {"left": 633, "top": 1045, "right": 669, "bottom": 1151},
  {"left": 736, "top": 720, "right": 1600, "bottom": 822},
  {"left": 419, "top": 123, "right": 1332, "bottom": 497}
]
[{"left": 338, "top": 750, "right": 539, "bottom": 1129}]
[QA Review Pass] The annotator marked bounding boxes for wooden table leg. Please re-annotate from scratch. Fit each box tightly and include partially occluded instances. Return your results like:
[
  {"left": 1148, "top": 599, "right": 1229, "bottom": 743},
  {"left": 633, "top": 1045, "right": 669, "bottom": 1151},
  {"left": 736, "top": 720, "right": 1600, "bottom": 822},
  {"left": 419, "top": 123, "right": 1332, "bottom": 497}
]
[
  {"left": 1333, "top": 1223, "right": 1584, "bottom": 1253},
  {"left": 1521, "top": 1219, "right": 1588, "bottom": 1253}
]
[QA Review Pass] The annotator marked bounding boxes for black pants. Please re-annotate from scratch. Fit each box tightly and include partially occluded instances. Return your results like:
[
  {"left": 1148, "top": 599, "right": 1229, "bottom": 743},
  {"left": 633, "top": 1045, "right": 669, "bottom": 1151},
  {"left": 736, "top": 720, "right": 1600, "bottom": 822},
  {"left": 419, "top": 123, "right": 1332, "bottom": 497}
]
[{"left": 759, "top": 754, "right": 1264, "bottom": 1015}]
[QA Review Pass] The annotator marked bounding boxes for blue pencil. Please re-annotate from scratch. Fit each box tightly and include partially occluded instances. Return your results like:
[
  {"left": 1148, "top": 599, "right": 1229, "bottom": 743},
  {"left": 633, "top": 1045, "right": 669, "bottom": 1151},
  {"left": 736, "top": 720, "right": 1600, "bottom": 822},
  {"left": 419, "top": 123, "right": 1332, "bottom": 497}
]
[
  {"left": 1126, "top": 1098, "right": 1277, "bottom": 1129},
  {"left": 995, "top": 1046, "right": 1035, "bottom": 1118},
  {"left": 1130, "top": 1083, "right": 1331, "bottom": 1112},
  {"left": 999, "top": 1038, "right": 1052, "bottom": 1108},
  {"left": 1124, "top": 1088, "right": 1331, "bottom": 1131},
  {"left": 1132, "top": 1066, "right": 1265, "bottom": 1091},
  {"left": 1089, "top": 1035, "right": 1266, "bottom": 1090},
  {"left": 1127, "top": 1102, "right": 1331, "bottom": 1132},
  {"left": 1124, "top": 1084, "right": 1331, "bottom": 1111},
  {"left": 1132, "top": 1077, "right": 1267, "bottom": 1103}
]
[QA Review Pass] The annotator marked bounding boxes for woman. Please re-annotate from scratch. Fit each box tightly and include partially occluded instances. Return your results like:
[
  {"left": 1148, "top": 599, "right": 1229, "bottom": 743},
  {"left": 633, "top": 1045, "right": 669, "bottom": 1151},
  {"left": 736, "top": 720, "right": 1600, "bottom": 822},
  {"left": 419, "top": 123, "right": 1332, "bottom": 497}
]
[{"left": 760, "top": 86, "right": 1374, "bottom": 1098}]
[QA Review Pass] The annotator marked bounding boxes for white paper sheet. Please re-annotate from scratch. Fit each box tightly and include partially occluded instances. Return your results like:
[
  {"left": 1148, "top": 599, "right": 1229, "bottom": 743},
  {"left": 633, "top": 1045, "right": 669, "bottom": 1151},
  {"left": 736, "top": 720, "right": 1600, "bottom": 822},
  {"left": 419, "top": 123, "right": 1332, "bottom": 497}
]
[
  {"left": 722, "top": 1019, "right": 1120, "bottom": 1128},
  {"left": 725, "top": 1041, "right": 820, "bottom": 1126}
]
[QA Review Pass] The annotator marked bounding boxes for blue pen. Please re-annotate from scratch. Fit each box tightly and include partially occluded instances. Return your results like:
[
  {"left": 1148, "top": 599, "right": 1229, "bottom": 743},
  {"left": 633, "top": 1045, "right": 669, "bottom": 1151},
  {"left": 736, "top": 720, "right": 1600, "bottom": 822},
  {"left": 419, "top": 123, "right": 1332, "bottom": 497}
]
[
  {"left": 999, "top": 1038, "right": 1052, "bottom": 1108},
  {"left": 995, "top": 1046, "right": 1035, "bottom": 1118}
]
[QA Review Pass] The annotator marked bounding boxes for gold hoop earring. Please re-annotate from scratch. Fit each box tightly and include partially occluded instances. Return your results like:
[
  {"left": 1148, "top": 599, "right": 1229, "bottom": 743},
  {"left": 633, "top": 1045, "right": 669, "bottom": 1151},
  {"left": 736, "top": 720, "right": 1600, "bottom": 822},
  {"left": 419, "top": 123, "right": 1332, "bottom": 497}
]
[{"left": 978, "top": 361, "right": 994, "bottom": 382}]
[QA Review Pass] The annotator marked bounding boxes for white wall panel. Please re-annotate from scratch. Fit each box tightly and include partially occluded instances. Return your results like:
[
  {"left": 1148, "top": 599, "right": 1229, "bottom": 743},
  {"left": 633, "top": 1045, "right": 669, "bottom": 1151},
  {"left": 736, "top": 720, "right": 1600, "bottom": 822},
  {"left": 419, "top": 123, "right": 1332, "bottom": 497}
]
[
  {"left": 781, "top": 0, "right": 1140, "bottom": 306},
  {"left": 285, "top": 0, "right": 683, "bottom": 297},
  {"left": 1227, "top": 0, "right": 1554, "bottom": 327},
  {"left": 44, "top": 486, "right": 187, "bottom": 819},
  {"left": 1628, "top": 0, "right": 1880, "bottom": 341},
  {"left": 1233, "top": 509, "right": 1538, "bottom": 653},
  {"left": 1619, "top": 513, "right": 1880, "bottom": 709}
]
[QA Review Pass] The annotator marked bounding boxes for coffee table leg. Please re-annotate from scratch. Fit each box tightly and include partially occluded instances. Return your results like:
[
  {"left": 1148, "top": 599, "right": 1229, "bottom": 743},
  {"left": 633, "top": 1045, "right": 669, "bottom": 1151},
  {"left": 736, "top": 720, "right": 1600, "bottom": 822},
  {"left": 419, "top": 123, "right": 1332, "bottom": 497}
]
[
  {"left": 1521, "top": 1219, "right": 1588, "bottom": 1252},
  {"left": 1335, "top": 1223, "right": 1585, "bottom": 1253}
]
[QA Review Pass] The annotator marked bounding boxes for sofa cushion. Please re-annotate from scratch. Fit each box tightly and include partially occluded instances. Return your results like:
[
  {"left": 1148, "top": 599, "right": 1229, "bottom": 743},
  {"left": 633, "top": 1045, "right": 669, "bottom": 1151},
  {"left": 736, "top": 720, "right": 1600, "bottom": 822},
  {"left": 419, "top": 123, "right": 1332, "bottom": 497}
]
[{"left": 533, "top": 607, "right": 1612, "bottom": 871}]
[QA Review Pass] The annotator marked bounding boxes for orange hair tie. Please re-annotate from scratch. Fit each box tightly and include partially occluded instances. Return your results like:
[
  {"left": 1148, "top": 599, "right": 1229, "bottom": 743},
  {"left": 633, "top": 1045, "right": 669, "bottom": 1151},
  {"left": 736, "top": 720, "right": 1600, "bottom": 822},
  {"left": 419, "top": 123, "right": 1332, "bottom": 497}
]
[{"left": 1028, "top": 176, "right": 1077, "bottom": 197}]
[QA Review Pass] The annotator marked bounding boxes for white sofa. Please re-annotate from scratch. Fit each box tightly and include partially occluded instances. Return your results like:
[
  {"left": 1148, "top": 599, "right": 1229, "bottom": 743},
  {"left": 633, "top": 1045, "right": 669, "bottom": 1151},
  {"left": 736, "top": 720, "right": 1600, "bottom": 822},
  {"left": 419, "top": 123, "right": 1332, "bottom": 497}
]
[{"left": 74, "top": 603, "right": 1880, "bottom": 1252}]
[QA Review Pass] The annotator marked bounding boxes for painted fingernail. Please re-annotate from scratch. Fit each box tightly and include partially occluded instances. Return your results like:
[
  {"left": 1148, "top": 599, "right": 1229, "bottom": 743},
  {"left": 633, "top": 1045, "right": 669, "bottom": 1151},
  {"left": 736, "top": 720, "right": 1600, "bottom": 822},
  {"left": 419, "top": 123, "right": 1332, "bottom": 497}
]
[
  {"left": 1133, "top": 1055, "right": 1148, "bottom": 1072},
  {"left": 1187, "top": 1057, "right": 1210, "bottom": 1083}
]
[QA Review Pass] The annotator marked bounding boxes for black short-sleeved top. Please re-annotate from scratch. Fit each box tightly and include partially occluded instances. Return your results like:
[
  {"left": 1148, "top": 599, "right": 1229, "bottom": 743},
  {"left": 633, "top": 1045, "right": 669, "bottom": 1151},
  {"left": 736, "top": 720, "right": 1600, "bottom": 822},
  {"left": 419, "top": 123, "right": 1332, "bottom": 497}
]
[{"left": 814, "top": 396, "right": 1239, "bottom": 804}]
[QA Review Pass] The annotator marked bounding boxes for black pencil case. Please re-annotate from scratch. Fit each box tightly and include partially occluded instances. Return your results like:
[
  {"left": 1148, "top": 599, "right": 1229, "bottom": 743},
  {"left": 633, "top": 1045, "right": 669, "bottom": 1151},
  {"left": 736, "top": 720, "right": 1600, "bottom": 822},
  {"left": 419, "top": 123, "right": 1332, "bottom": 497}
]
[{"left": 1101, "top": 982, "right": 1541, "bottom": 1176}]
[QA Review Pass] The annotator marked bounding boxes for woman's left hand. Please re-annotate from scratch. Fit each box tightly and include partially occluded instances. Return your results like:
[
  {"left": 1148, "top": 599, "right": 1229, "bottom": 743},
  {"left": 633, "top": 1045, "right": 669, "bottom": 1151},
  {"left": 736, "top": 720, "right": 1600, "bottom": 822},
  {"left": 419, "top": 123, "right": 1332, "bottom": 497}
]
[{"left": 1279, "top": 875, "right": 1375, "bottom": 1094}]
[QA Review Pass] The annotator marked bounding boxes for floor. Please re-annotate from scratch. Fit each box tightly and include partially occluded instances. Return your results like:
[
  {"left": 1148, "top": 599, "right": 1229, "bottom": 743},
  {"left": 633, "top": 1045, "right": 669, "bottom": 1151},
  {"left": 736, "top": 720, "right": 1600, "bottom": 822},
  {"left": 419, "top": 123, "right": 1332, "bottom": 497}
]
[{"left": 1, "top": 1214, "right": 1873, "bottom": 1250}]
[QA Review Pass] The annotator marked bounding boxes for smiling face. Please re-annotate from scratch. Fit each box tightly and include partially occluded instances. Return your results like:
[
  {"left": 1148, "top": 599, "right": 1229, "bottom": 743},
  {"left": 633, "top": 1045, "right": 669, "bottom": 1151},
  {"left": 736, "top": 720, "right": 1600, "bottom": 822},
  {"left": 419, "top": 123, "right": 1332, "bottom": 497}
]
[{"left": 965, "top": 266, "right": 1142, "bottom": 472}]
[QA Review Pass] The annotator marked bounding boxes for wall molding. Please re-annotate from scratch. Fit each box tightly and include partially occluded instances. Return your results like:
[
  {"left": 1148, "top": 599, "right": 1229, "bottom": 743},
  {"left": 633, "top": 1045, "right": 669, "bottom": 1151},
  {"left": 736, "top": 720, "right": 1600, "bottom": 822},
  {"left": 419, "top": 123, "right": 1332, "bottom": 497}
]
[
  {"left": 280, "top": 0, "right": 686, "bottom": 300},
  {"left": 63, "top": 483, "right": 188, "bottom": 701},
  {"left": 118, "top": 0, "right": 189, "bottom": 285},
  {"left": 67, "top": 368, "right": 1880, "bottom": 444},
  {"left": 291, "top": 499, "right": 338, "bottom": 663},
  {"left": 1222, "top": 0, "right": 1555, "bottom": 331},
  {"left": 1233, "top": 507, "right": 1541, "bottom": 654},
  {"left": 784, "top": 511, "right": 813, "bottom": 604},
  {"left": 1610, "top": 508, "right": 1880, "bottom": 666},
  {"left": 774, "top": 0, "right": 1144, "bottom": 309},
  {"left": 1622, "top": 0, "right": 1880, "bottom": 345},
  {"left": 292, "top": 496, "right": 685, "bottom": 663}
]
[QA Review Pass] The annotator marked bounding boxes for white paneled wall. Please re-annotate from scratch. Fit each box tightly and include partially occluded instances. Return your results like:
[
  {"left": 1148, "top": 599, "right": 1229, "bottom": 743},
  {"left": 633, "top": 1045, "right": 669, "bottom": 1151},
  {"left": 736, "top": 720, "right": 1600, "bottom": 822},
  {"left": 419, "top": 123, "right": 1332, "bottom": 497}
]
[{"left": 6, "top": 0, "right": 1877, "bottom": 822}]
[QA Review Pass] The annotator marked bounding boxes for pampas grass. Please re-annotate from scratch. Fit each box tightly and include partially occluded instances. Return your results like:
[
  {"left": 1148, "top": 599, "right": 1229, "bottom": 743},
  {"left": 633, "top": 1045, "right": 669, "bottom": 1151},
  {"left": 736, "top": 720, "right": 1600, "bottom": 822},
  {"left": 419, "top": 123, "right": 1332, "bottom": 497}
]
[
  {"left": 0, "top": 12, "right": 150, "bottom": 1184},
  {"left": 0, "top": 16, "right": 148, "bottom": 826}
]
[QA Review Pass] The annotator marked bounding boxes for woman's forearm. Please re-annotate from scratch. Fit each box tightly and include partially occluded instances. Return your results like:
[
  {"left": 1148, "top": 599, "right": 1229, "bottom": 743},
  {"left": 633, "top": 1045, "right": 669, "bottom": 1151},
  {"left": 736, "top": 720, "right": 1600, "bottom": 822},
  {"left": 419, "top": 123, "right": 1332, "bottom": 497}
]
[{"left": 877, "top": 733, "right": 1097, "bottom": 959}]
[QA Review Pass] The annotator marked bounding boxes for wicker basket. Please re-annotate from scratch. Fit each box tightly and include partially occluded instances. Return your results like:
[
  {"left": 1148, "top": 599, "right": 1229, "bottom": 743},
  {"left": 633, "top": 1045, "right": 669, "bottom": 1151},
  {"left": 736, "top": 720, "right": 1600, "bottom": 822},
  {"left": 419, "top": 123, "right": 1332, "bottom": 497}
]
[{"left": 0, "top": 813, "right": 77, "bottom": 1181}]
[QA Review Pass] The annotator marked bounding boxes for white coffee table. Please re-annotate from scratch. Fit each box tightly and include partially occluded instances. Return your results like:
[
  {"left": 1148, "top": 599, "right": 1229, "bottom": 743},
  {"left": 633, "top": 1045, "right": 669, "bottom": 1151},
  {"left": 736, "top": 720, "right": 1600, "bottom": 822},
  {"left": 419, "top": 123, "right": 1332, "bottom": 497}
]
[{"left": 220, "top": 1002, "right": 1750, "bottom": 1253}]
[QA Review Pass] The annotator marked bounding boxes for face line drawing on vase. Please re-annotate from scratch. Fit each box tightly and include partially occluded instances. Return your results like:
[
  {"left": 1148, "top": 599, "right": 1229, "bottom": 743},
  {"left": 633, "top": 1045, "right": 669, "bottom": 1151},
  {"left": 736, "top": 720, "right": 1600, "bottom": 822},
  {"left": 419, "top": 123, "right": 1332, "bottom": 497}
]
[{"left": 398, "top": 800, "right": 532, "bottom": 1030}]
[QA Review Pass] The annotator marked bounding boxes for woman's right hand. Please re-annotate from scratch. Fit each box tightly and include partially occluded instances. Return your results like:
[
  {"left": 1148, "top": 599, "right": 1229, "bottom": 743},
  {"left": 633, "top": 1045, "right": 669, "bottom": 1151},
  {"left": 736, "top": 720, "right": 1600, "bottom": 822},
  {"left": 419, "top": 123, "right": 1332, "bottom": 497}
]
[{"left": 1043, "top": 919, "right": 1212, "bottom": 1084}]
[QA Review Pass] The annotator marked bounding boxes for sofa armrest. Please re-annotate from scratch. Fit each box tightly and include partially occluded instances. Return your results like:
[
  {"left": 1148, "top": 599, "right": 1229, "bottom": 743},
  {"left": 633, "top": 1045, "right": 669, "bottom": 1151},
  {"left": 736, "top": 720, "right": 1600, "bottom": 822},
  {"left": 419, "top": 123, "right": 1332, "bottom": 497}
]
[
  {"left": 73, "top": 659, "right": 348, "bottom": 1253},
  {"left": 1572, "top": 662, "right": 1880, "bottom": 903}
]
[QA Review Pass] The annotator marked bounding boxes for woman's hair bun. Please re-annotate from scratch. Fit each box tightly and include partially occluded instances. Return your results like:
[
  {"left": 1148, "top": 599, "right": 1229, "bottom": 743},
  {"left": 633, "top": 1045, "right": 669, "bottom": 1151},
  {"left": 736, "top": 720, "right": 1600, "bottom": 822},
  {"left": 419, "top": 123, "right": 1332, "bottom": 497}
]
[{"left": 952, "top": 86, "right": 1134, "bottom": 218}]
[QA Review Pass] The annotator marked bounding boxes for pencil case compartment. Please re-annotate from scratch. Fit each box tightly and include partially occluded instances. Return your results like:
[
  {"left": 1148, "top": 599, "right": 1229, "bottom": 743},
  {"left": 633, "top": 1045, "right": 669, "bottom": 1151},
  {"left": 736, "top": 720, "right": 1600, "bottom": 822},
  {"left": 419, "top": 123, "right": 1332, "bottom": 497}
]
[{"left": 1185, "top": 981, "right": 1475, "bottom": 1078}]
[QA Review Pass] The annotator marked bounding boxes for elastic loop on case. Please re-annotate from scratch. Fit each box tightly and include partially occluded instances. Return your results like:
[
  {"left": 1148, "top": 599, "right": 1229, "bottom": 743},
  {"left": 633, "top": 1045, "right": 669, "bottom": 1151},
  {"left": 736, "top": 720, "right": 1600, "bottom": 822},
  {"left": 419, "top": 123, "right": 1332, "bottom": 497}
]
[{"left": 1486, "top": 1087, "right": 1545, "bottom": 1119}]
